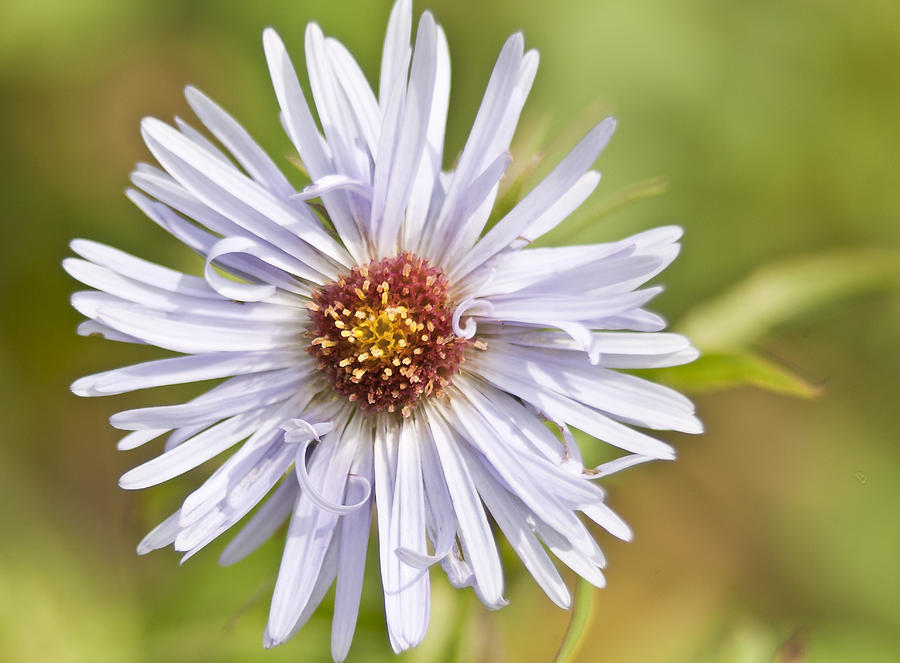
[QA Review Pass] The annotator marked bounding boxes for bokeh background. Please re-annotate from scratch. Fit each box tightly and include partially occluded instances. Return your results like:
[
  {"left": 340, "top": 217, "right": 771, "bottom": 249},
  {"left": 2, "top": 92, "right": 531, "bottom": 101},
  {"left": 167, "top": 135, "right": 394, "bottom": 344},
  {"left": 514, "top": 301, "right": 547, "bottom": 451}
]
[{"left": 1, "top": 0, "right": 898, "bottom": 661}]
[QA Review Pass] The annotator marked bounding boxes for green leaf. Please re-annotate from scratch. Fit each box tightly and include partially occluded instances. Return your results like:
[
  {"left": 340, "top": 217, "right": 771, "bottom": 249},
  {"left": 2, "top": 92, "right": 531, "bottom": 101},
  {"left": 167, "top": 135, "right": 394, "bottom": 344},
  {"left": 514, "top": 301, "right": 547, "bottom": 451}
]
[
  {"left": 554, "top": 578, "right": 594, "bottom": 663},
  {"left": 679, "top": 247, "right": 900, "bottom": 351},
  {"left": 647, "top": 351, "right": 822, "bottom": 398}
]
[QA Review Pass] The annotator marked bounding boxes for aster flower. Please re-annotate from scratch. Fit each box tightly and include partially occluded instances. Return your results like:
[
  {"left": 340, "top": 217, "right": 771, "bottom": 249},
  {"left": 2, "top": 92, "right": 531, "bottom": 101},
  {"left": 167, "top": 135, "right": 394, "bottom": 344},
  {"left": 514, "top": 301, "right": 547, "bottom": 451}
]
[{"left": 66, "top": 0, "right": 702, "bottom": 658}]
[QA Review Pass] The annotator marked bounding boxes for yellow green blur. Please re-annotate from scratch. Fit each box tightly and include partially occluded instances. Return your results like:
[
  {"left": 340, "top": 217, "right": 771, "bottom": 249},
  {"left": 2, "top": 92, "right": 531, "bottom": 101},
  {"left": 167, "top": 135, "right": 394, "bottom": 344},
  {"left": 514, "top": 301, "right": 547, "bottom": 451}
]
[{"left": 1, "top": 0, "right": 898, "bottom": 661}]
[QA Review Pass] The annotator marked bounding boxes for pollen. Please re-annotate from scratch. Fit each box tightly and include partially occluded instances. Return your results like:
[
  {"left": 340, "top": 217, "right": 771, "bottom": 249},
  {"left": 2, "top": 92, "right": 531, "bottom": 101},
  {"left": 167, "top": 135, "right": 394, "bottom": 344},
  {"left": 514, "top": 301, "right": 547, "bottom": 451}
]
[{"left": 307, "top": 252, "right": 470, "bottom": 414}]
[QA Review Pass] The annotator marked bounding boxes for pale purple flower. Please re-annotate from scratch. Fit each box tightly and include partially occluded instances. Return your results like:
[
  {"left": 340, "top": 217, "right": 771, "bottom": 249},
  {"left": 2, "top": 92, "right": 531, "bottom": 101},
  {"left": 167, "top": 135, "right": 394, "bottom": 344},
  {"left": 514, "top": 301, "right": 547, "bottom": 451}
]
[{"left": 66, "top": 0, "right": 701, "bottom": 658}]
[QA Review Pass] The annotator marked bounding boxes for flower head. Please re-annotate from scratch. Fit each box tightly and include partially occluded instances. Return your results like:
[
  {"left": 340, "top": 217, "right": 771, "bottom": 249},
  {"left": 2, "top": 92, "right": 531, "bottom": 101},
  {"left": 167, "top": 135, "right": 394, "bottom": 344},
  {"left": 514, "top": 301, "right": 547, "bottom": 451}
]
[
  {"left": 66, "top": 0, "right": 701, "bottom": 658},
  {"left": 307, "top": 252, "right": 470, "bottom": 415}
]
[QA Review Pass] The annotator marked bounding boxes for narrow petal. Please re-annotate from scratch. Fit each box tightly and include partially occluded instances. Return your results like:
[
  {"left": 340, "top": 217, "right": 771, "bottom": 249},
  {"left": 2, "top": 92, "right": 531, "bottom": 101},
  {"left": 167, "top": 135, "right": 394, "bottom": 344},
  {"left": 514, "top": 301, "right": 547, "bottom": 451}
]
[
  {"left": 374, "top": 12, "right": 438, "bottom": 257},
  {"left": 185, "top": 85, "right": 296, "bottom": 198},
  {"left": 461, "top": 445, "right": 570, "bottom": 609},
  {"left": 71, "top": 350, "right": 301, "bottom": 397},
  {"left": 467, "top": 354, "right": 677, "bottom": 459},
  {"left": 331, "top": 439, "right": 374, "bottom": 662},
  {"left": 70, "top": 239, "right": 217, "bottom": 299},
  {"left": 422, "top": 32, "right": 525, "bottom": 263},
  {"left": 266, "top": 414, "right": 359, "bottom": 644},
  {"left": 266, "top": 531, "right": 340, "bottom": 648},
  {"left": 450, "top": 117, "right": 617, "bottom": 281},
  {"left": 110, "top": 368, "right": 306, "bottom": 430},
  {"left": 118, "top": 407, "right": 275, "bottom": 489},
  {"left": 142, "top": 119, "right": 349, "bottom": 275},
  {"left": 385, "top": 416, "right": 430, "bottom": 649},
  {"left": 424, "top": 403, "right": 506, "bottom": 608},
  {"left": 262, "top": 28, "right": 366, "bottom": 261},
  {"left": 219, "top": 476, "right": 298, "bottom": 566},
  {"left": 379, "top": 0, "right": 413, "bottom": 106}
]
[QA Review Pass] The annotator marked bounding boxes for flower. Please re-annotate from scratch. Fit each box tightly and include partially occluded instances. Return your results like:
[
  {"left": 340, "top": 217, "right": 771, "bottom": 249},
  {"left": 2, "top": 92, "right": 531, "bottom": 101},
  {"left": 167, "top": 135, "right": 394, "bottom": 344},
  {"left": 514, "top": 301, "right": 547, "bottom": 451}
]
[{"left": 66, "top": 0, "right": 702, "bottom": 659}]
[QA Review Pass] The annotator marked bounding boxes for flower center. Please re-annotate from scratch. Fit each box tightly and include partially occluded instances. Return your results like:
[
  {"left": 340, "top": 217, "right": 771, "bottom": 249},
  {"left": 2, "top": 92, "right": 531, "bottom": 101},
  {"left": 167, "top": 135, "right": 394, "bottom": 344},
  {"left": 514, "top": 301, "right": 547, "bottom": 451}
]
[{"left": 307, "top": 253, "right": 470, "bottom": 416}]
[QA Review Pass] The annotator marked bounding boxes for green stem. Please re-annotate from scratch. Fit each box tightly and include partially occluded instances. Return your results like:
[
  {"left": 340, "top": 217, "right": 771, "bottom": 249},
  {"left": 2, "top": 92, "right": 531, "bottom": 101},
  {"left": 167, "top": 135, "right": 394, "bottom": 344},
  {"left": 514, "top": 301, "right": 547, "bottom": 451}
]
[{"left": 554, "top": 578, "right": 594, "bottom": 663}]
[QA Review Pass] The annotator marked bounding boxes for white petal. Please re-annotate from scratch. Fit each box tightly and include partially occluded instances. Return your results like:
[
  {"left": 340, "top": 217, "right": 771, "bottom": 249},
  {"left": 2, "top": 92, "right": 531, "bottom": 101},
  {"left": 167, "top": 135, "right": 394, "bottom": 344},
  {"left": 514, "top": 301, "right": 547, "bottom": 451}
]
[
  {"left": 581, "top": 502, "right": 633, "bottom": 541},
  {"left": 137, "top": 510, "right": 181, "bottom": 555},
  {"left": 479, "top": 287, "right": 663, "bottom": 324},
  {"left": 424, "top": 403, "right": 506, "bottom": 608},
  {"left": 331, "top": 439, "right": 374, "bottom": 662},
  {"left": 448, "top": 47, "right": 540, "bottom": 262},
  {"left": 468, "top": 355, "right": 677, "bottom": 459},
  {"left": 164, "top": 422, "right": 210, "bottom": 452},
  {"left": 454, "top": 376, "right": 569, "bottom": 467},
  {"left": 464, "top": 241, "right": 634, "bottom": 299},
  {"left": 379, "top": 0, "right": 412, "bottom": 106},
  {"left": 110, "top": 368, "right": 306, "bottom": 430},
  {"left": 372, "top": 415, "right": 403, "bottom": 652},
  {"left": 219, "top": 476, "right": 297, "bottom": 566},
  {"left": 130, "top": 168, "right": 247, "bottom": 240},
  {"left": 402, "top": 23, "right": 450, "bottom": 251},
  {"left": 502, "top": 253, "right": 665, "bottom": 300},
  {"left": 65, "top": 258, "right": 301, "bottom": 320},
  {"left": 449, "top": 382, "right": 602, "bottom": 507},
  {"left": 262, "top": 28, "right": 366, "bottom": 262},
  {"left": 179, "top": 396, "right": 324, "bottom": 526},
  {"left": 76, "top": 320, "right": 145, "bottom": 345},
  {"left": 482, "top": 341, "right": 702, "bottom": 433},
  {"left": 599, "top": 308, "right": 668, "bottom": 332},
  {"left": 600, "top": 347, "right": 700, "bottom": 369},
  {"left": 462, "top": 446, "right": 570, "bottom": 609},
  {"left": 305, "top": 23, "right": 373, "bottom": 186},
  {"left": 185, "top": 85, "right": 296, "bottom": 198},
  {"left": 295, "top": 175, "right": 372, "bottom": 201},
  {"left": 117, "top": 428, "right": 168, "bottom": 451},
  {"left": 177, "top": 443, "right": 296, "bottom": 560},
  {"left": 70, "top": 239, "right": 217, "bottom": 299},
  {"left": 423, "top": 32, "right": 524, "bottom": 263},
  {"left": 175, "top": 115, "right": 234, "bottom": 166},
  {"left": 451, "top": 117, "right": 617, "bottom": 281},
  {"left": 589, "top": 453, "right": 658, "bottom": 478},
  {"left": 324, "top": 37, "right": 381, "bottom": 155},
  {"left": 142, "top": 117, "right": 350, "bottom": 273},
  {"left": 529, "top": 515, "right": 606, "bottom": 588},
  {"left": 118, "top": 407, "right": 278, "bottom": 489},
  {"left": 418, "top": 422, "right": 472, "bottom": 587},
  {"left": 385, "top": 417, "right": 430, "bottom": 650},
  {"left": 266, "top": 416, "right": 358, "bottom": 644},
  {"left": 204, "top": 237, "right": 281, "bottom": 301},
  {"left": 514, "top": 171, "right": 600, "bottom": 247},
  {"left": 373, "top": 12, "right": 438, "bottom": 257},
  {"left": 501, "top": 330, "right": 691, "bottom": 355},
  {"left": 89, "top": 302, "right": 301, "bottom": 354},
  {"left": 293, "top": 436, "right": 371, "bottom": 515},
  {"left": 72, "top": 349, "right": 300, "bottom": 397},
  {"left": 266, "top": 529, "right": 340, "bottom": 648}
]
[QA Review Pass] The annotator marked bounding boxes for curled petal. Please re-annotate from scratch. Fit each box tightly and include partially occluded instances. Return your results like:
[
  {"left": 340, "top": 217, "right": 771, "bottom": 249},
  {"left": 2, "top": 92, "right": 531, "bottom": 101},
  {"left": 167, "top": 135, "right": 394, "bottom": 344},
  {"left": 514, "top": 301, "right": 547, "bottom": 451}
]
[
  {"left": 294, "top": 438, "right": 372, "bottom": 514},
  {"left": 282, "top": 418, "right": 335, "bottom": 443},
  {"left": 204, "top": 236, "right": 278, "bottom": 302},
  {"left": 451, "top": 298, "right": 493, "bottom": 338},
  {"left": 394, "top": 529, "right": 454, "bottom": 569},
  {"left": 292, "top": 175, "right": 373, "bottom": 201}
]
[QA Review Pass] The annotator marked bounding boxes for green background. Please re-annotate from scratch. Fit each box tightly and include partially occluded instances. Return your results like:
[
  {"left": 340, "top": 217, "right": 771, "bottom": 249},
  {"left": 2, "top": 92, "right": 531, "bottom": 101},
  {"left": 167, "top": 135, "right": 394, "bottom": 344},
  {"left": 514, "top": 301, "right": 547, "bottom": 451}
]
[{"left": 1, "top": 0, "right": 898, "bottom": 661}]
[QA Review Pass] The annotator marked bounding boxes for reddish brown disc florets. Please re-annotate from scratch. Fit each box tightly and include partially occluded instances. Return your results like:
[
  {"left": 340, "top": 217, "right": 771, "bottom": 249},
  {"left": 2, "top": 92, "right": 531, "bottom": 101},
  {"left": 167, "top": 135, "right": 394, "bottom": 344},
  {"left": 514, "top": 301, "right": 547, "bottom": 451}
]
[{"left": 307, "top": 253, "right": 470, "bottom": 415}]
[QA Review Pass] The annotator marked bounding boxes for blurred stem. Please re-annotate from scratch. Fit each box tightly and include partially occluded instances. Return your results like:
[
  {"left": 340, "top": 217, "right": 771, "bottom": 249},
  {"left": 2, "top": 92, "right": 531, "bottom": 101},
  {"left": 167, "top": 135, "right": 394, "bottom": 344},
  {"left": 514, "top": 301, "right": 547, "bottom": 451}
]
[
  {"left": 565, "top": 177, "right": 669, "bottom": 237},
  {"left": 679, "top": 246, "right": 900, "bottom": 350},
  {"left": 554, "top": 578, "right": 594, "bottom": 663},
  {"left": 440, "top": 591, "right": 479, "bottom": 663}
]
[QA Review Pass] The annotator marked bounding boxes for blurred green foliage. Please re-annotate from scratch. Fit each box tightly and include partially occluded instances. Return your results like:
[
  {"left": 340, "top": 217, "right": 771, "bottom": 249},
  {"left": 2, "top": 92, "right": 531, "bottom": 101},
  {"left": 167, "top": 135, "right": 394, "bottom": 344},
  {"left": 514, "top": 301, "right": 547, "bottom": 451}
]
[{"left": 1, "top": 0, "right": 898, "bottom": 662}]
